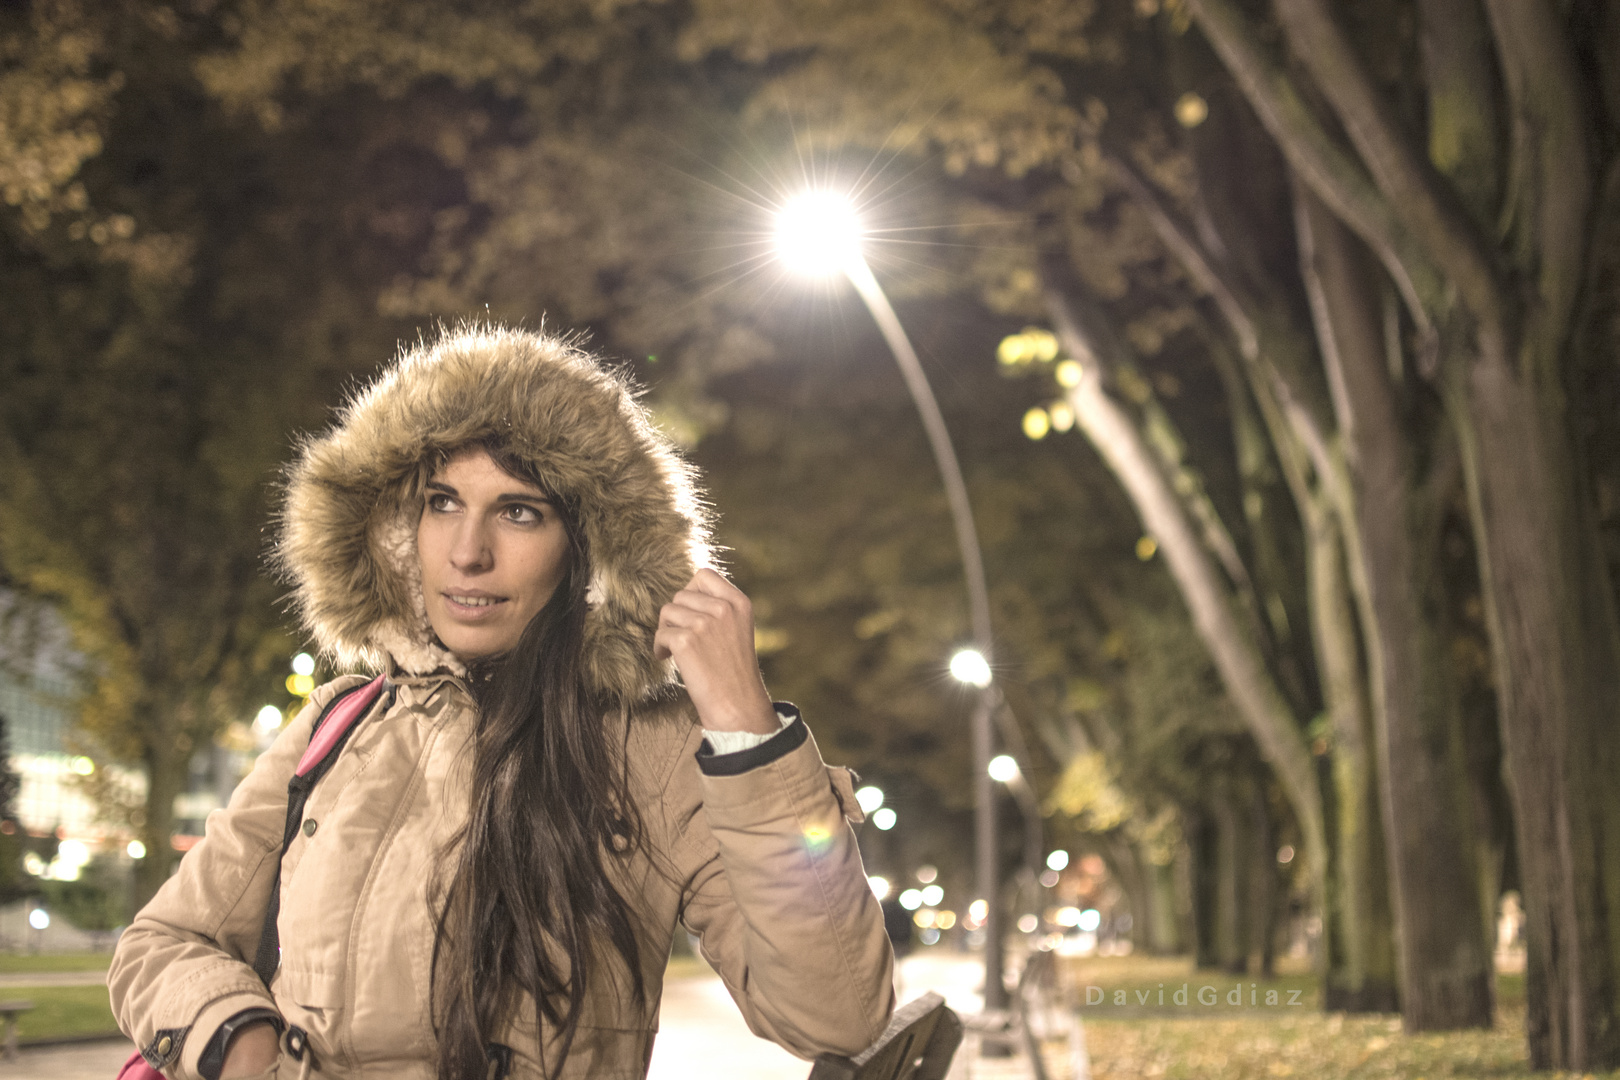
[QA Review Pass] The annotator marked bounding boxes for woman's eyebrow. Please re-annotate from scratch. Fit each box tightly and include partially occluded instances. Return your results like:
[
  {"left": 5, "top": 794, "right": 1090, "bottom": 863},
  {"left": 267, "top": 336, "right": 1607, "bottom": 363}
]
[
  {"left": 425, "top": 480, "right": 457, "bottom": 495},
  {"left": 494, "top": 492, "right": 554, "bottom": 506}
]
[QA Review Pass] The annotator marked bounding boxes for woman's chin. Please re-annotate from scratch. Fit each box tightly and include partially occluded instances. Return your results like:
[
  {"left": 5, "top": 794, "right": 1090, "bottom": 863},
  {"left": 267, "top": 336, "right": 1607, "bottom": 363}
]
[{"left": 435, "top": 627, "right": 519, "bottom": 663}]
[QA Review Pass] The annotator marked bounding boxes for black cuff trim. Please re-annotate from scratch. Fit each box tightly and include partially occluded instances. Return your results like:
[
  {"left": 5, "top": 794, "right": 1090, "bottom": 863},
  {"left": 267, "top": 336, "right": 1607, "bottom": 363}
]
[
  {"left": 142, "top": 1025, "right": 188, "bottom": 1071},
  {"left": 697, "top": 705, "right": 806, "bottom": 776},
  {"left": 196, "top": 1007, "right": 283, "bottom": 1080}
]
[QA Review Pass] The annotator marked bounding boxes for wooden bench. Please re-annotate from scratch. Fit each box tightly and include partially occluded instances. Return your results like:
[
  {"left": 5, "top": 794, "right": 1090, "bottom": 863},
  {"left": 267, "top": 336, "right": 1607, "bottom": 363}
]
[
  {"left": 0, "top": 999, "right": 33, "bottom": 1060},
  {"left": 809, "top": 992, "right": 962, "bottom": 1080}
]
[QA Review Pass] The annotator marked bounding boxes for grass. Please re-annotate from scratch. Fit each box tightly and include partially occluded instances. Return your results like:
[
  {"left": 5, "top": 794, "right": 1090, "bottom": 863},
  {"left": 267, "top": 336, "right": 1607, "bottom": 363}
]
[
  {"left": 0, "top": 951, "right": 114, "bottom": 973},
  {"left": 1061, "top": 955, "right": 1617, "bottom": 1080},
  {"left": 0, "top": 985, "right": 120, "bottom": 1043}
]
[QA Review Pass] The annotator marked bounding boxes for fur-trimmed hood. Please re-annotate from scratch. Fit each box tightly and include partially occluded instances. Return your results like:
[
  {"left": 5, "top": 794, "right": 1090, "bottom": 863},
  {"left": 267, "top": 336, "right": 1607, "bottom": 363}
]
[{"left": 275, "top": 325, "right": 711, "bottom": 703}]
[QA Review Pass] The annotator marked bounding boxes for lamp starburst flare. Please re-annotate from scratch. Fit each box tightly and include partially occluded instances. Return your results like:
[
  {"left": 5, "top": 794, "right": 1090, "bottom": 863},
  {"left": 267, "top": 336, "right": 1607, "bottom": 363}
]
[{"left": 773, "top": 190, "right": 864, "bottom": 276}]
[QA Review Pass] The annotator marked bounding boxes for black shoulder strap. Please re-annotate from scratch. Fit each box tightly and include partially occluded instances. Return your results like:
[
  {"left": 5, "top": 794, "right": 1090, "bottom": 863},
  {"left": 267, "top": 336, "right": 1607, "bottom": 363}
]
[{"left": 251, "top": 679, "right": 393, "bottom": 986}]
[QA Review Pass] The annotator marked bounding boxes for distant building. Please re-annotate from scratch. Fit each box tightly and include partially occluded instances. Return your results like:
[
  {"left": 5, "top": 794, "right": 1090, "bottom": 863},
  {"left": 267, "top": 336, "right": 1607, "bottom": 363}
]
[{"left": 0, "top": 670, "right": 117, "bottom": 844}]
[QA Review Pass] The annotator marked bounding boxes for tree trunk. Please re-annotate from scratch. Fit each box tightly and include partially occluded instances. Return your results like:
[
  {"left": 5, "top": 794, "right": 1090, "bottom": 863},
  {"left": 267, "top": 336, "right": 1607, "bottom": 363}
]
[
  {"left": 1247, "top": 769, "right": 1278, "bottom": 977},
  {"left": 1213, "top": 774, "right": 1251, "bottom": 974},
  {"left": 136, "top": 717, "right": 184, "bottom": 910},
  {"left": 1297, "top": 189, "right": 1494, "bottom": 1030},
  {"left": 1304, "top": 503, "right": 1401, "bottom": 1011},
  {"left": 1146, "top": 844, "right": 1184, "bottom": 955},
  {"left": 1188, "top": 808, "right": 1220, "bottom": 970},
  {"left": 1040, "top": 273, "right": 1330, "bottom": 963},
  {"left": 1449, "top": 335, "right": 1620, "bottom": 1066}
]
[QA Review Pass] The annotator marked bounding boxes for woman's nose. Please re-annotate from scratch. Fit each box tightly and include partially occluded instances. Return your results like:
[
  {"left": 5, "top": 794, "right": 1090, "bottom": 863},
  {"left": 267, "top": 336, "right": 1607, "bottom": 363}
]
[{"left": 448, "top": 520, "right": 492, "bottom": 571}]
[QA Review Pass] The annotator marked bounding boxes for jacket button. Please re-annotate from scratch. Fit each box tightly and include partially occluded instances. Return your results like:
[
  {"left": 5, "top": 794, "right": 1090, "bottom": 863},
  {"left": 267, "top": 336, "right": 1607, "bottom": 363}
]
[
  {"left": 302, "top": 819, "right": 318, "bottom": 837},
  {"left": 156, "top": 1035, "right": 172, "bottom": 1056}
]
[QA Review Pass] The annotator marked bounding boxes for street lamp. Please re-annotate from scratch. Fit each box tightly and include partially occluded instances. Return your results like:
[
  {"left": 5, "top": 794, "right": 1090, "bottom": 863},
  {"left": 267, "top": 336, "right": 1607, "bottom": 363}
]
[{"left": 775, "top": 192, "right": 1006, "bottom": 1010}]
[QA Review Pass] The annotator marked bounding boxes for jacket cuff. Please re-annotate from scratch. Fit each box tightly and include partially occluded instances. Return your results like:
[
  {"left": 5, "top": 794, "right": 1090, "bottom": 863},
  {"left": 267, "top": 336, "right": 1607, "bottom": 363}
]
[
  {"left": 196, "top": 1007, "right": 283, "bottom": 1080},
  {"left": 179, "top": 991, "right": 279, "bottom": 1080},
  {"left": 696, "top": 704, "right": 806, "bottom": 776},
  {"left": 701, "top": 706, "right": 794, "bottom": 755}
]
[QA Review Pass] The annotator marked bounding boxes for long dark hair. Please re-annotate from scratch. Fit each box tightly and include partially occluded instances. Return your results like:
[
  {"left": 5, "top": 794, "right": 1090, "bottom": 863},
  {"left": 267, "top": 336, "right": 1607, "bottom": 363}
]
[{"left": 429, "top": 443, "right": 645, "bottom": 1080}]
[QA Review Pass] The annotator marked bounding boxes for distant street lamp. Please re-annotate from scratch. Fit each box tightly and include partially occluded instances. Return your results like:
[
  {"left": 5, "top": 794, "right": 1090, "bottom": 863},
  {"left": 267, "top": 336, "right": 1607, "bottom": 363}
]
[{"left": 775, "top": 192, "right": 1006, "bottom": 1009}]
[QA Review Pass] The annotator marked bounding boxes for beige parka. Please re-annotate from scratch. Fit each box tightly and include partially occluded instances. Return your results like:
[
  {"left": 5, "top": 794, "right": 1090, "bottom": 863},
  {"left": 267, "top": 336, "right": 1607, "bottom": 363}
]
[{"left": 107, "top": 327, "right": 895, "bottom": 1079}]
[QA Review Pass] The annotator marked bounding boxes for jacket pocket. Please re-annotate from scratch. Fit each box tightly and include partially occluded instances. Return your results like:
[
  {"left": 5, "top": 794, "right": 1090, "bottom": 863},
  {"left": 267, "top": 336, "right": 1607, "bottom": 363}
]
[{"left": 274, "top": 966, "right": 343, "bottom": 1010}]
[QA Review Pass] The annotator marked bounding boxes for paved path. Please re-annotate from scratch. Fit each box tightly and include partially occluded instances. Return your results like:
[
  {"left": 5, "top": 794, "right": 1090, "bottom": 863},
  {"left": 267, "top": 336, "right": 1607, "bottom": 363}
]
[
  {"left": 0, "top": 972, "right": 105, "bottom": 988},
  {"left": 0, "top": 1037, "right": 131, "bottom": 1079},
  {"left": 0, "top": 952, "right": 1081, "bottom": 1079}
]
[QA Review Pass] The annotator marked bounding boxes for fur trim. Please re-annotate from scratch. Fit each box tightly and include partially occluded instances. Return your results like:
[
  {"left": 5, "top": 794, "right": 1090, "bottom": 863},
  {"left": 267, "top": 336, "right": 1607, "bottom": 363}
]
[{"left": 274, "top": 325, "right": 712, "bottom": 703}]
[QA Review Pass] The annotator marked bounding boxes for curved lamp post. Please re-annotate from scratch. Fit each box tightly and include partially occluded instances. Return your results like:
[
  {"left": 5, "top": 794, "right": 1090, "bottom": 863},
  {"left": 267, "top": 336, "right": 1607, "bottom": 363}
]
[{"left": 775, "top": 192, "right": 1005, "bottom": 1010}]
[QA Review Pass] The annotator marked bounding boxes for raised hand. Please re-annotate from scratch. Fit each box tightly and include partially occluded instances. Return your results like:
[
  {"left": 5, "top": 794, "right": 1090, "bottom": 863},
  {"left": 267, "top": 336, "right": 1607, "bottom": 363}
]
[{"left": 653, "top": 568, "right": 778, "bottom": 734}]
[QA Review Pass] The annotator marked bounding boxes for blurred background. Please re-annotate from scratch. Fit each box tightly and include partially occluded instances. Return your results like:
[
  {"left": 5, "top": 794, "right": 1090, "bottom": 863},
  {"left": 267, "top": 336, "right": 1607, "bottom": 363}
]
[{"left": 2, "top": 1, "right": 1619, "bottom": 1076}]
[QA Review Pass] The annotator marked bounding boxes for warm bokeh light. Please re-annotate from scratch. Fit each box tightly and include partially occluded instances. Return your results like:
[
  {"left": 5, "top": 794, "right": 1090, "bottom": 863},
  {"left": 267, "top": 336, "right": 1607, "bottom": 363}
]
[
  {"left": 872, "top": 807, "right": 897, "bottom": 831},
  {"left": 988, "top": 754, "right": 1019, "bottom": 783},
  {"left": 286, "top": 673, "right": 315, "bottom": 696},
  {"left": 997, "top": 328, "right": 1060, "bottom": 367},
  {"left": 968, "top": 898, "right": 989, "bottom": 923},
  {"left": 292, "top": 652, "right": 316, "bottom": 677},
  {"left": 774, "top": 191, "right": 863, "bottom": 276},
  {"left": 920, "top": 884, "right": 944, "bottom": 907},
  {"left": 855, "top": 785, "right": 885, "bottom": 813},
  {"left": 1017, "top": 913, "right": 1039, "bottom": 933},
  {"left": 1135, "top": 535, "right": 1159, "bottom": 561},
  {"left": 899, "top": 888, "right": 924, "bottom": 911},
  {"left": 915, "top": 864, "right": 938, "bottom": 884},
  {"left": 69, "top": 755, "right": 94, "bottom": 776},
  {"left": 1078, "top": 908, "right": 1102, "bottom": 933},
  {"left": 255, "top": 705, "right": 283, "bottom": 733},
  {"left": 1175, "top": 91, "right": 1210, "bottom": 128},
  {"left": 868, "top": 875, "right": 890, "bottom": 899},
  {"left": 1048, "top": 400, "right": 1075, "bottom": 432},
  {"left": 1022, "top": 406, "right": 1051, "bottom": 440},
  {"left": 950, "top": 648, "right": 992, "bottom": 687},
  {"left": 1046, "top": 849, "right": 1070, "bottom": 871},
  {"left": 127, "top": 840, "right": 147, "bottom": 859},
  {"left": 1055, "top": 359, "right": 1084, "bottom": 387}
]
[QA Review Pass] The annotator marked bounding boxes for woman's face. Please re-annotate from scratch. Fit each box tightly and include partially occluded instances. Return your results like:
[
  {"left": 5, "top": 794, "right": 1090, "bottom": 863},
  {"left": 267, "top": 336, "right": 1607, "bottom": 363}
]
[{"left": 417, "top": 447, "right": 571, "bottom": 661}]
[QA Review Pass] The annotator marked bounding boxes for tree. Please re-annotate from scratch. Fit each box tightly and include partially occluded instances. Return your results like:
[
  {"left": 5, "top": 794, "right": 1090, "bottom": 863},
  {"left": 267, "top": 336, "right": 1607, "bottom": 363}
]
[
  {"left": 1182, "top": 0, "right": 1620, "bottom": 1064},
  {"left": 0, "top": 2, "right": 452, "bottom": 902}
]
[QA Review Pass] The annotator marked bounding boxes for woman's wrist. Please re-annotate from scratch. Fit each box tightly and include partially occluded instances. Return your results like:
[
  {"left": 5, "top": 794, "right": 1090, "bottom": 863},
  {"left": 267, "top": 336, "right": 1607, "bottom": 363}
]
[
  {"left": 219, "top": 1020, "right": 280, "bottom": 1078},
  {"left": 697, "top": 689, "right": 779, "bottom": 735}
]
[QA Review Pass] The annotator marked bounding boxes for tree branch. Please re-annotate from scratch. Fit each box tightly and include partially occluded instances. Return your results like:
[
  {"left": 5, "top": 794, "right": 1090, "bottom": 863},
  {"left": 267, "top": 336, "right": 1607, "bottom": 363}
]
[
  {"left": 1106, "top": 151, "right": 1345, "bottom": 510},
  {"left": 1480, "top": 0, "right": 1593, "bottom": 370},
  {"left": 1108, "top": 153, "right": 1261, "bottom": 361},
  {"left": 1184, "top": 0, "right": 1442, "bottom": 342},
  {"left": 1039, "top": 251, "right": 1327, "bottom": 890},
  {"left": 1271, "top": 0, "right": 1503, "bottom": 328}
]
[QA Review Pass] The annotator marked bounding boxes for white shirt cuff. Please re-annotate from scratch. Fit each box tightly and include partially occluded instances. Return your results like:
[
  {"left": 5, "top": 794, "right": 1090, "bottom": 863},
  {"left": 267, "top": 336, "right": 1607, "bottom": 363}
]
[{"left": 702, "top": 708, "right": 795, "bottom": 756}]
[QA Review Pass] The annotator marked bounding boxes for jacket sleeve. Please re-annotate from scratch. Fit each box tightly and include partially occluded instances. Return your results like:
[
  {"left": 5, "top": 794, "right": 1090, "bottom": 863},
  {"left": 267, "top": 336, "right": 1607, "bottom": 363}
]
[
  {"left": 668, "top": 709, "right": 896, "bottom": 1060},
  {"left": 107, "top": 677, "right": 365, "bottom": 1080}
]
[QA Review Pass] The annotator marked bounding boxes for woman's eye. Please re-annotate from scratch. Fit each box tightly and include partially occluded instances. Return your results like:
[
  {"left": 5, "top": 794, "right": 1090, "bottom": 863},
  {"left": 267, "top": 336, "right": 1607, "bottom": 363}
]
[
  {"left": 427, "top": 493, "right": 456, "bottom": 513},
  {"left": 504, "top": 504, "right": 541, "bottom": 524}
]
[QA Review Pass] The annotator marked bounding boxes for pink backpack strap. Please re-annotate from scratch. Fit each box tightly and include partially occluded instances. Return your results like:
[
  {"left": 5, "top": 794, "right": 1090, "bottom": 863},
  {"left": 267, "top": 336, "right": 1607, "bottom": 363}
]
[
  {"left": 295, "top": 674, "right": 387, "bottom": 776},
  {"left": 251, "top": 674, "right": 390, "bottom": 986},
  {"left": 116, "top": 1050, "right": 163, "bottom": 1080},
  {"left": 116, "top": 676, "right": 391, "bottom": 1080}
]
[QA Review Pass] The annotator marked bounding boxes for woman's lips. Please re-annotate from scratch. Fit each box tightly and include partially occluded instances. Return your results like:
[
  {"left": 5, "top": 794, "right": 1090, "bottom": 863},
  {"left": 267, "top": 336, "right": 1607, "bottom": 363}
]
[{"left": 442, "top": 592, "right": 509, "bottom": 620}]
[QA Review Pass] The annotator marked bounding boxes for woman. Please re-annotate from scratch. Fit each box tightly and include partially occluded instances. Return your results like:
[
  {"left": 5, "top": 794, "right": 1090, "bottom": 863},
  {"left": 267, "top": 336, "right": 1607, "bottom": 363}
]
[{"left": 108, "top": 326, "right": 895, "bottom": 1079}]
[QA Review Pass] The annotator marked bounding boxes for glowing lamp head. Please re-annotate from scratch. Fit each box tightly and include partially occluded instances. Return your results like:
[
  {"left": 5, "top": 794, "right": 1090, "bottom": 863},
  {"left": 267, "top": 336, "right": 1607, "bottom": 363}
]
[
  {"left": 774, "top": 191, "right": 863, "bottom": 276},
  {"left": 950, "top": 648, "right": 992, "bottom": 688}
]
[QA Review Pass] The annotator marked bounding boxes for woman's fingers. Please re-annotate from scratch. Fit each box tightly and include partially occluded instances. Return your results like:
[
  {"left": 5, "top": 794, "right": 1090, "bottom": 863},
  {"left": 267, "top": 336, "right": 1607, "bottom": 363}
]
[{"left": 654, "top": 568, "right": 775, "bottom": 733}]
